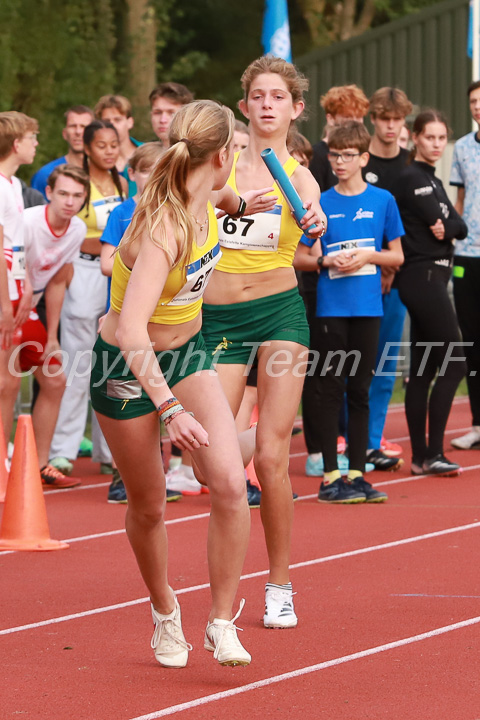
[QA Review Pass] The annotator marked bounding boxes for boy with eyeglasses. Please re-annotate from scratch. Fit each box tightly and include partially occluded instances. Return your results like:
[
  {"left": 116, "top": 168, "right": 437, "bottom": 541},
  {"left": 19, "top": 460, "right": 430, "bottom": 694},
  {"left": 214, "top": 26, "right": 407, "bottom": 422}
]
[
  {"left": 295, "top": 121, "right": 404, "bottom": 503},
  {"left": 0, "top": 114, "right": 39, "bottom": 452},
  {"left": 302, "top": 84, "right": 370, "bottom": 479}
]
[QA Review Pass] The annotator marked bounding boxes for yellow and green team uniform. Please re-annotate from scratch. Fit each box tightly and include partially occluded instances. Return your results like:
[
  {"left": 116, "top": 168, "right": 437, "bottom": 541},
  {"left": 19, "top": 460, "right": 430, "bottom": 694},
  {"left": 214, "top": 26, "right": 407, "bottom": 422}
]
[
  {"left": 202, "top": 153, "right": 310, "bottom": 365},
  {"left": 90, "top": 203, "right": 220, "bottom": 419}
]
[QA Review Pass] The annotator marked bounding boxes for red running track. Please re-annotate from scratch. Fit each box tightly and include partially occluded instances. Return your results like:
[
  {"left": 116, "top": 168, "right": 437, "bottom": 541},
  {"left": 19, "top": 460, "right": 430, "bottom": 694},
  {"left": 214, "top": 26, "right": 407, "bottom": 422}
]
[{"left": 1, "top": 397, "right": 479, "bottom": 719}]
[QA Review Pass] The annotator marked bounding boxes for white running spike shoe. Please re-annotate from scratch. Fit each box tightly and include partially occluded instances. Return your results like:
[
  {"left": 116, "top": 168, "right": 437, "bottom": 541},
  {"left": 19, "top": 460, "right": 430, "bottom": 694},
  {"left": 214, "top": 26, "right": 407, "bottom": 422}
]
[
  {"left": 150, "top": 595, "right": 192, "bottom": 668},
  {"left": 204, "top": 598, "right": 251, "bottom": 666},
  {"left": 263, "top": 582, "right": 298, "bottom": 628}
]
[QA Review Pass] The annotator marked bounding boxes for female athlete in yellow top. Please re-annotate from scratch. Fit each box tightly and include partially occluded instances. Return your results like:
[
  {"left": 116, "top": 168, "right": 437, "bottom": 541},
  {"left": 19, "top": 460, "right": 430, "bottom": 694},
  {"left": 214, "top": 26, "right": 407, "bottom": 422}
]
[
  {"left": 202, "top": 56, "right": 327, "bottom": 629},
  {"left": 90, "top": 100, "right": 274, "bottom": 669}
]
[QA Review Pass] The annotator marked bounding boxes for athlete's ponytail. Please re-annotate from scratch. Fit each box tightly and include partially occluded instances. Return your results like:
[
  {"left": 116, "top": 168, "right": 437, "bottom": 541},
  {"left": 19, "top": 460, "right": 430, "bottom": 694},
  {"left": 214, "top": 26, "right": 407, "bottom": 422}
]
[{"left": 123, "top": 100, "right": 235, "bottom": 271}]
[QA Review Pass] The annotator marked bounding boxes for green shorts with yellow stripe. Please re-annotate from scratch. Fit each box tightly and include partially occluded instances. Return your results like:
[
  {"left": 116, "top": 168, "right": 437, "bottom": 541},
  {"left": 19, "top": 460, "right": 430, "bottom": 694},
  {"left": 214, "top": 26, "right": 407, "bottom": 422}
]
[
  {"left": 202, "top": 287, "right": 310, "bottom": 365},
  {"left": 90, "top": 331, "right": 213, "bottom": 420}
]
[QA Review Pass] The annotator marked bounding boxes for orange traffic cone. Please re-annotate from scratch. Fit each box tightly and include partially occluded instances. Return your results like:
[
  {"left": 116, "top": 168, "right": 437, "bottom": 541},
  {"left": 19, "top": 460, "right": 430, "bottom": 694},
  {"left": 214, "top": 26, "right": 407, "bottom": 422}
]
[
  {"left": 0, "top": 415, "right": 68, "bottom": 551},
  {"left": 0, "top": 413, "right": 9, "bottom": 503}
]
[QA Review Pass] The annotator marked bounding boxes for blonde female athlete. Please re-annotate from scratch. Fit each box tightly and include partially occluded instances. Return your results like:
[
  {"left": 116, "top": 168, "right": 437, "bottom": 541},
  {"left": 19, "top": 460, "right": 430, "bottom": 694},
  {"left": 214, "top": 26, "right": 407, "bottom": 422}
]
[
  {"left": 202, "top": 56, "right": 327, "bottom": 629},
  {"left": 90, "top": 100, "right": 274, "bottom": 668}
]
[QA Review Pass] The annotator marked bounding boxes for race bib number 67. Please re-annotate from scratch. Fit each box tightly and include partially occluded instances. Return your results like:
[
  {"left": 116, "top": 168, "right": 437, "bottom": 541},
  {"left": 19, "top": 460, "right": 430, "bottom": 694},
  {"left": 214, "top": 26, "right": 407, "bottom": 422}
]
[{"left": 218, "top": 206, "right": 282, "bottom": 252}]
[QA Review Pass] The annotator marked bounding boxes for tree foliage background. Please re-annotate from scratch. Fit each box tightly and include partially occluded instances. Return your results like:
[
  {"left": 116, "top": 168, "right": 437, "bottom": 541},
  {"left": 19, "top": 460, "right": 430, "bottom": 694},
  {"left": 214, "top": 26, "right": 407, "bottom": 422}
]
[{"left": 0, "top": 0, "right": 442, "bottom": 178}]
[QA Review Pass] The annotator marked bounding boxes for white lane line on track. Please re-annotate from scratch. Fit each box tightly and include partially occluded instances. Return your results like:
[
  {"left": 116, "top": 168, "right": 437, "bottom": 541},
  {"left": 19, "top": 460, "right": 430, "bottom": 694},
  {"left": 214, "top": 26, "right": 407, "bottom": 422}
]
[
  {"left": 61, "top": 512, "right": 211, "bottom": 544},
  {"left": 128, "top": 613, "right": 480, "bottom": 720},
  {"left": 33, "top": 419, "right": 476, "bottom": 493},
  {"left": 3, "top": 464, "right": 480, "bottom": 556},
  {"left": 0, "top": 512, "right": 212, "bottom": 556},
  {"left": 2, "top": 520, "right": 480, "bottom": 637}
]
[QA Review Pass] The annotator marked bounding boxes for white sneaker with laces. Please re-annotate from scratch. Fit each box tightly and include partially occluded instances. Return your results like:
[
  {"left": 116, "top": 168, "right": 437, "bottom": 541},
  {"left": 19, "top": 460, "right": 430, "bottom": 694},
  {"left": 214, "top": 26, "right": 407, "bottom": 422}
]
[
  {"left": 204, "top": 598, "right": 251, "bottom": 666},
  {"left": 165, "top": 465, "right": 202, "bottom": 495},
  {"left": 451, "top": 427, "right": 480, "bottom": 450},
  {"left": 263, "top": 582, "right": 297, "bottom": 628},
  {"left": 150, "top": 595, "right": 192, "bottom": 668}
]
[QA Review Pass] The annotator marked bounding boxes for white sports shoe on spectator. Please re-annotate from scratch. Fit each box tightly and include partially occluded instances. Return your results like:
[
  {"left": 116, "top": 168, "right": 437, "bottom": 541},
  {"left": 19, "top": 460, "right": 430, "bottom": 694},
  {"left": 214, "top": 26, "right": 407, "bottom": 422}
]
[
  {"left": 451, "top": 427, "right": 480, "bottom": 450},
  {"left": 165, "top": 464, "right": 202, "bottom": 495},
  {"left": 263, "top": 582, "right": 298, "bottom": 628},
  {"left": 204, "top": 599, "right": 251, "bottom": 666},
  {"left": 150, "top": 595, "right": 192, "bottom": 668}
]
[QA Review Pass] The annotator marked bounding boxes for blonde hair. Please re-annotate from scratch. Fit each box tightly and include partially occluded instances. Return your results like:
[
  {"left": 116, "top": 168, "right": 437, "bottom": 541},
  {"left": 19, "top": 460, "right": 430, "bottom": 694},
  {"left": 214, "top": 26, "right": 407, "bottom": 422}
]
[
  {"left": 94, "top": 95, "right": 133, "bottom": 119},
  {"left": 129, "top": 142, "right": 164, "bottom": 172},
  {"left": 124, "top": 100, "right": 235, "bottom": 272},
  {"left": 369, "top": 87, "right": 413, "bottom": 119},
  {"left": 0, "top": 111, "right": 38, "bottom": 159},
  {"left": 241, "top": 56, "right": 309, "bottom": 110}
]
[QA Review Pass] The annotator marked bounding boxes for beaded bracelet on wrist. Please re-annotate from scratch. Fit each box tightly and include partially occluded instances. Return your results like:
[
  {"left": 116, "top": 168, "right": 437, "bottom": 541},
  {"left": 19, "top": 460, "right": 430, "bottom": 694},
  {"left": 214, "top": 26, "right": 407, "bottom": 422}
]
[
  {"left": 157, "top": 397, "right": 180, "bottom": 415},
  {"left": 161, "top": 405, "right": 185, "bottom": 422},
  {"left": 164, "top": 409, "right": 186, "bottom": 426}
]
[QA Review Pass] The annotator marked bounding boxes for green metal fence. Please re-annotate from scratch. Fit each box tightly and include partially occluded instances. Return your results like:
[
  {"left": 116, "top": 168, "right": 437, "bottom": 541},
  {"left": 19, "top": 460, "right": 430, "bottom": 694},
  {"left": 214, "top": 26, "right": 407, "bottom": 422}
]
[{"left": 296, "top": 0, "right": 472, "bottom": 142}]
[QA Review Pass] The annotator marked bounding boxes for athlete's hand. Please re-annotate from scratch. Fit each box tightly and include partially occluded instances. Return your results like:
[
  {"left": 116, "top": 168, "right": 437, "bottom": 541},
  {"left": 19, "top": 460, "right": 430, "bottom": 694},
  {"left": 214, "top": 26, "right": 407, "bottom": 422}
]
[
  {"left": 40, "top": 338, "right": 62, "bottom": 363},
  {"left": 243, "top": 188, "right": 277, "bottom": 215},
  {"left": 298, "top": 201, "right": 327, "bottom": 239},
  {"left": 13, "top": 293, "right": 32, "bottom": 330},
  {"left": 334, "top": 249, "right": 373, "bottom": 274},
  {"left": 381, "top": 266, "right": 397, "bottom": 294},
  {"left": 0, "top": 306, "right": 14, "bottom": 350},
  {"left": 430, "top": 219, "right": 445, "bottom": 240},
  {"left": 166, "top": 412, "right": 209, "bottom": 452}
]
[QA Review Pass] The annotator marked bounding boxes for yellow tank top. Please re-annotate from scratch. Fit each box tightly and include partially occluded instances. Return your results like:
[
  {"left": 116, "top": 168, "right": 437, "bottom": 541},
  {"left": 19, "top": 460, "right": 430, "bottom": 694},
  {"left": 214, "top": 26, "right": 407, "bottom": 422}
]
[
  {"left": 110, "top": 202, "right": 221, "bottom": 325},
  {"left": 77, "top": 181, "right": 123, "bottom": 240},
  {"left": 216, "top": 153, "right": 303, "bottom": 273}
]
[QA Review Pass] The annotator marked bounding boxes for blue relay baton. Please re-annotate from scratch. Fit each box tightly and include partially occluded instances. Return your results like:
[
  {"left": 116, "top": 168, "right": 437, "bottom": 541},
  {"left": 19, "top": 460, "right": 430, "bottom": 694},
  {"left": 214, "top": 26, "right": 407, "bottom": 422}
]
[{"left": 261, "top": 147, "right": 316, "bottom": 234}]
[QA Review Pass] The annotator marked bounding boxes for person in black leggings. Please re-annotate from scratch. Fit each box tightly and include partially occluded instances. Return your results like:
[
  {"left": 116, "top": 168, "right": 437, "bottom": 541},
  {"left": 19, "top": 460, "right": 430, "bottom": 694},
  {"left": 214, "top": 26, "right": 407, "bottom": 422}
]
[{"left": 395, "top": 109, "right": 468, "bottom": 476}]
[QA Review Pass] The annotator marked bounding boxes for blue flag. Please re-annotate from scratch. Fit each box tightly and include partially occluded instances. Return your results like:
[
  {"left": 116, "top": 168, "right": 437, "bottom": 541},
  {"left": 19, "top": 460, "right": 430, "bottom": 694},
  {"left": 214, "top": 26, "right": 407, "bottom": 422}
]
[
  {"left": 262, "top": 0, "right": 292, "bottom": 62},
  {"left": 468, "top": 0, "right": 473, "bottom": 57}
]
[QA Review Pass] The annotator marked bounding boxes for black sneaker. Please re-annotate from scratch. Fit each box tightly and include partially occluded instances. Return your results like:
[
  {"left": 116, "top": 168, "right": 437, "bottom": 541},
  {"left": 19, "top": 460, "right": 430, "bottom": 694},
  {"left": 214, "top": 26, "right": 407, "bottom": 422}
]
[
  {"left": 246, "top": 479, "right": 261, "bottom": 508},
  {"left": 107, "top": 470, "right": 127, "bottom": 504},
  {"left": 318, "top": 478, "right": 366, "bottom": 504},
  {"left": 366, "top": 450, "right": 404, "bottom": 471},
  {"left": 351, "top": 476, "right": 388, "bottom": 503},
  {"left": 166, "top": 488, "right": 181, "bottom": 502},
  {"left": 422, "top": 454, "right": 461, "bottom": 477}
]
